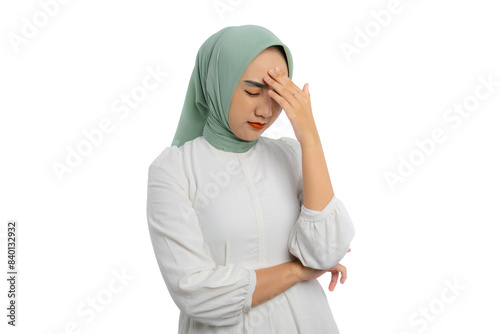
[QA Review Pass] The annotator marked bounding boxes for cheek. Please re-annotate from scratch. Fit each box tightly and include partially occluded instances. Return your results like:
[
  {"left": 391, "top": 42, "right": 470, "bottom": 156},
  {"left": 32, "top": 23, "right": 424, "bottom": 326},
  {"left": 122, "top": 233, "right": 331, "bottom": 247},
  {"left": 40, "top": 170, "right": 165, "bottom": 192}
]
[{"left": 227, "top": 108, "right": 241, "bottom": 131}]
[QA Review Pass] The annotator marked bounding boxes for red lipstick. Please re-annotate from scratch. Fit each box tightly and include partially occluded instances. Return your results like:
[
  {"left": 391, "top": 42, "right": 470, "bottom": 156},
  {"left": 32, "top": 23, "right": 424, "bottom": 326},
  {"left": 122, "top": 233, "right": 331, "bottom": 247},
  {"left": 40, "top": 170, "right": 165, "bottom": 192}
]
[{"left": 248, "top": 122, "right": 265, "bottom": 130}]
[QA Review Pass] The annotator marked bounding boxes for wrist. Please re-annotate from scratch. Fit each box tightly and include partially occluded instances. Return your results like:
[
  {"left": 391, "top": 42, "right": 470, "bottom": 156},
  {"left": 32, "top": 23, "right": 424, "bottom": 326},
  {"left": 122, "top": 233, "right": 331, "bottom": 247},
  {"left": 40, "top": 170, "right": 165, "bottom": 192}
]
[{"left": 299, "top": 132, "right": 321, "bottom": 149}]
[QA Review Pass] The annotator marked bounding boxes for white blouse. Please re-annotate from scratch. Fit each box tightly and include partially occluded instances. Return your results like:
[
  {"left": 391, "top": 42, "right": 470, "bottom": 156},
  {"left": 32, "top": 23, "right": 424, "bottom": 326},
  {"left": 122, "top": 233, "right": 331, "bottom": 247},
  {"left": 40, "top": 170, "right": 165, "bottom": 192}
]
[{"left": 146, "top": 135, "right": 355, "bottom": 333}]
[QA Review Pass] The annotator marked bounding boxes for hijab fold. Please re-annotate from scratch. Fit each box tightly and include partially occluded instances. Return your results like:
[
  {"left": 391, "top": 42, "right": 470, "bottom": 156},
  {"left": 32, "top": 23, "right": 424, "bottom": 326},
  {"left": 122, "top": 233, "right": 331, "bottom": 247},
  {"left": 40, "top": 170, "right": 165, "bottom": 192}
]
[{"left": 170, "top": 25, "right": 294, "bottom": 153}]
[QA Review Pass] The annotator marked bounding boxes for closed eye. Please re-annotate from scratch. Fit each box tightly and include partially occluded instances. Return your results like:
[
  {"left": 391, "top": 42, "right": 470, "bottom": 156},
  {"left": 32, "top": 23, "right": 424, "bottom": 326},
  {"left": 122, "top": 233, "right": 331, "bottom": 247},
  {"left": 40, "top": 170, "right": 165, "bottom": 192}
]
[{"left": 245, "top": 90, "right": 259, "bottom": 96}]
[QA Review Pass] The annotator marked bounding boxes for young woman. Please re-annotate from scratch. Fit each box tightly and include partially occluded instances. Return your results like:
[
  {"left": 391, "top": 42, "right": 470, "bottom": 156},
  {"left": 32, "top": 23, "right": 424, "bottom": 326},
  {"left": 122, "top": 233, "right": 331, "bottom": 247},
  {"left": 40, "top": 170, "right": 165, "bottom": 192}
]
[{"left": 147, "top": 24, "right": 355, "bottom": 333}]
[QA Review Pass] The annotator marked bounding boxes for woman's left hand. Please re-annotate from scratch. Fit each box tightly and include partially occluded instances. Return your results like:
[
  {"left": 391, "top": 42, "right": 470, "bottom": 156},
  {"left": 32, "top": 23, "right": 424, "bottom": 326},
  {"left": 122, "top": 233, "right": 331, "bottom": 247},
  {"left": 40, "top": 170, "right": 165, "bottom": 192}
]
[{"left": 264, "top": 67, "right": 318, "bottom": 144}]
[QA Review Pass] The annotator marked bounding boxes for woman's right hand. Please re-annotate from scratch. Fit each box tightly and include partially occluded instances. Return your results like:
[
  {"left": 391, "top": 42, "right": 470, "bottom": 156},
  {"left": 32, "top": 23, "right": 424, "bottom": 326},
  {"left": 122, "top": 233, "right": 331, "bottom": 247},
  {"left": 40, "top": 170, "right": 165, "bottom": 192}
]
[{"left": 298, "top": 248, "right": 351, "bottom": 291}]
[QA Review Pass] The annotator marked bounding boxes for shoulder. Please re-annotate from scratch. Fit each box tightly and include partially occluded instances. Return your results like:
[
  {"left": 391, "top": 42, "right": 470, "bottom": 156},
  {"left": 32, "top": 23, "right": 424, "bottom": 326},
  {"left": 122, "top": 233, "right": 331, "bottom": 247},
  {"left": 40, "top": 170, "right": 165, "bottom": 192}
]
[
  {"left": 149, "top": 144, "right": 180, "bottom": 169},
  {"left": 148, "top": 138, "right": 202, "bottom": 184},
  {"left": 148, "top": 136, "right": 203, "bottom": 170},
  {"left": 147, "top": 146, "right": 182, "bottom": 187},
  {"left": 261, "top": 136, "right": 302, "bottom": 160},
  {"left": 258, "top": 136, "right": 302, "bottom": 177}
]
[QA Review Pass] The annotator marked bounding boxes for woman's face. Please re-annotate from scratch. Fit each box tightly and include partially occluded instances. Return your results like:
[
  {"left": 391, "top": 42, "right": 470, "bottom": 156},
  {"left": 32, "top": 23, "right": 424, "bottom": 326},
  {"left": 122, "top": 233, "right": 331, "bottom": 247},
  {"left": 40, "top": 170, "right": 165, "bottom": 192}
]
[{"left": 228, "top": 47, "right": 288, "bottom": 141}]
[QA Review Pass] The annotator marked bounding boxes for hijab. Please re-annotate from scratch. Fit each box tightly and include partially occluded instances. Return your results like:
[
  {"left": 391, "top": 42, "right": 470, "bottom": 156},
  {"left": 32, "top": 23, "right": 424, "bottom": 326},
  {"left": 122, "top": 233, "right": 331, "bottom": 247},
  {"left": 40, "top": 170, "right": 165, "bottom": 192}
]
[{"left": 170, "top": 24, "right": 294, "bottom": 153}]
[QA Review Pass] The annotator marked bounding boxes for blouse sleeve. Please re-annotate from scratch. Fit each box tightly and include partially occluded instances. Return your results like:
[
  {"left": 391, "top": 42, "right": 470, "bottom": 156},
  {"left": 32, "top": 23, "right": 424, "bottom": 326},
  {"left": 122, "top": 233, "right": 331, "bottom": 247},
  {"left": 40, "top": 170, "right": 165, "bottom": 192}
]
[
  {"left": 146, "top": 146, "right": 257, "bottom": 326},
  {"left": 278, "top": 137, "right": 356, "bottom": 270},
  {"left": 301, "top": 205, "right": 321, "bottom": 216}
]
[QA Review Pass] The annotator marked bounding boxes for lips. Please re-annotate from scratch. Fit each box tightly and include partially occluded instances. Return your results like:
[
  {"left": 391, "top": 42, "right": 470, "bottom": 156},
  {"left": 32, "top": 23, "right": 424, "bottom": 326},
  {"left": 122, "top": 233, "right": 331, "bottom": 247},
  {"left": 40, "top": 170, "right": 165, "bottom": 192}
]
[{"left": 247, "top": 122, "right": 265, "bottom": 129}]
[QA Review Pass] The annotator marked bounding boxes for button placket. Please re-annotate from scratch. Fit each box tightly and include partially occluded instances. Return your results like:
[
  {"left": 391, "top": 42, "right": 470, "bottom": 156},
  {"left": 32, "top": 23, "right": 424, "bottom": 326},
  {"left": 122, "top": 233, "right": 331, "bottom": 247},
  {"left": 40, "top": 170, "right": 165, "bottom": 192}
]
[{"left": 237, "top": 154, "right": 266, "bottom": 264}]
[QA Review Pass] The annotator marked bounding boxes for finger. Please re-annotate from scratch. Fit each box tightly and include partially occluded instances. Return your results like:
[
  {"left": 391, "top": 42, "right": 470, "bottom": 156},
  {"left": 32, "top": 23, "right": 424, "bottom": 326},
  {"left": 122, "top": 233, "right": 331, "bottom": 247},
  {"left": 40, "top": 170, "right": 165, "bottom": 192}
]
[
  {"left": 265, "top": 72, "right": 301, "bottom": 102},
  {"left": 329, "top": 271, "right": 339, "bottom": 292},
  {"left": 340, "top": 266, "right": 347, "bottom": 284},
  {"left": 329, "top": 273, "right": 335, "bottom": 291},
  {"left": 264, "top": 74, "right": 290, "bottom": 101},
  {"left": 302, "top": 83, "right": 311, "bottom": 96},
  {"left": 268, "top": 89, "right": 292, "bottom": 111},
  {"left": 267, "top": 67, "right": 303, "bottom": 98}
]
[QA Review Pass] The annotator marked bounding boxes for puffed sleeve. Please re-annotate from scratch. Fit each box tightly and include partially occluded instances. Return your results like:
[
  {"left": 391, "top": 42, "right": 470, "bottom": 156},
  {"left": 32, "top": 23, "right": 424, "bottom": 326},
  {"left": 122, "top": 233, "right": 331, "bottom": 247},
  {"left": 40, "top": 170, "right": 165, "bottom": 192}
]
[
  {"left": 301, "top": 205, "right": 321, "bottom": 216},
  {"left": 146, "top": 146, "right": 257, "bottom": 326},
  {"left": 278, "top": 137, "right": 356, "bottom": 270}
]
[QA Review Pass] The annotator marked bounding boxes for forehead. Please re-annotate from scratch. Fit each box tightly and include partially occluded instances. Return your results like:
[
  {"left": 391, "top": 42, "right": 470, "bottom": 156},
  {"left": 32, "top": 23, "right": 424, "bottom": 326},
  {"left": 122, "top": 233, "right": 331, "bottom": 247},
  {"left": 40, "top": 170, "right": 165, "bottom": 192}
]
[{"left": 241, "top": 48, "right": 289, "bottom": 78}]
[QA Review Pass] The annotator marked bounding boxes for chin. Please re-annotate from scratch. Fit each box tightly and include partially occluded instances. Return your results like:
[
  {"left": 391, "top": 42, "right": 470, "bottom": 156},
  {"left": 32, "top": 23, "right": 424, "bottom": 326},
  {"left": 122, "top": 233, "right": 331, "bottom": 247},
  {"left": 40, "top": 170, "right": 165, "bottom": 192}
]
[
  {"left": 243, "top": 134, "right": 261, "bottom": 141},
  {"left": 234, "top": 130, "right": 260, "bottom": 141}
]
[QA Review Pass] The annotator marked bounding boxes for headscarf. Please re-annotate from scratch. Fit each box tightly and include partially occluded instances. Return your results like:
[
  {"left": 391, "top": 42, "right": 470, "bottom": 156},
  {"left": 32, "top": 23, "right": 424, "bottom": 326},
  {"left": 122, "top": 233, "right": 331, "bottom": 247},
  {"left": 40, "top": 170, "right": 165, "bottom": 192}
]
[{"left": 170, "top": 24, "right": 294, "bottom": 153}]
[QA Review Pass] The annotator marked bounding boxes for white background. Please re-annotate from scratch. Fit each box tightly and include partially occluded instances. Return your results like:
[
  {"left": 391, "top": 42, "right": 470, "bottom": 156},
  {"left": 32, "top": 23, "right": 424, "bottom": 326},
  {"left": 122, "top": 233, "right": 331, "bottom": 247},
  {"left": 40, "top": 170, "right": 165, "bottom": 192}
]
[{"left": 1, "top": 0, "right": 499, "bottom": 333}]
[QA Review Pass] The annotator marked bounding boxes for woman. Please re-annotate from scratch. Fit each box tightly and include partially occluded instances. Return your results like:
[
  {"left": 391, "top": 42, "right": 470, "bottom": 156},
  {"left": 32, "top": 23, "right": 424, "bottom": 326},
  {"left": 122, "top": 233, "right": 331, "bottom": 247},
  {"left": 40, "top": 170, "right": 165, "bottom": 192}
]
[{"left": 146, "top": 24, "right": 355, "bottom": 333}]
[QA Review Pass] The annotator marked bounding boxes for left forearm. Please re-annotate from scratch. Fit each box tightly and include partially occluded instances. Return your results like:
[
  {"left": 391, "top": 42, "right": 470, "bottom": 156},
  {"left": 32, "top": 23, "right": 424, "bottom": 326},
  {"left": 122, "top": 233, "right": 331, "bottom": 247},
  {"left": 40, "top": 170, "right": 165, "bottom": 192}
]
[{"left": 300, "top": 131, "right": 334, "bottom": 211}]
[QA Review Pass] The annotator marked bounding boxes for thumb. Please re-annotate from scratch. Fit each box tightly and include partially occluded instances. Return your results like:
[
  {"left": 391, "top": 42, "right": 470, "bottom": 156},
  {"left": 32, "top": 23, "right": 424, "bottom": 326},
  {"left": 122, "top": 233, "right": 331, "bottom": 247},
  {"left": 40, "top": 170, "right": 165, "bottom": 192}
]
[{"left": 303, "top": 83, "right": 309, "bottom": 95}]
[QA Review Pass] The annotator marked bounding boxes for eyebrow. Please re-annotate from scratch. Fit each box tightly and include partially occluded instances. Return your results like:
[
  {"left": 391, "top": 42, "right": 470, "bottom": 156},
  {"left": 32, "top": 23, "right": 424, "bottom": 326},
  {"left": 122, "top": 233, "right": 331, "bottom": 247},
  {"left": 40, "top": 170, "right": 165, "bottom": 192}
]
[{"left": 243, "top": 80, "right": 269, "bottom": 89}]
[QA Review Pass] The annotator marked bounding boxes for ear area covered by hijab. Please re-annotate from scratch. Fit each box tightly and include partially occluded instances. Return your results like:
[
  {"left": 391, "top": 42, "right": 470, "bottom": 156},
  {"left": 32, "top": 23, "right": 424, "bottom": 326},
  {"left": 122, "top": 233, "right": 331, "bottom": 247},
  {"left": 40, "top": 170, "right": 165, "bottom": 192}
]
[{"left": 170, "top": 24, "right": 294, "bottom": 153}]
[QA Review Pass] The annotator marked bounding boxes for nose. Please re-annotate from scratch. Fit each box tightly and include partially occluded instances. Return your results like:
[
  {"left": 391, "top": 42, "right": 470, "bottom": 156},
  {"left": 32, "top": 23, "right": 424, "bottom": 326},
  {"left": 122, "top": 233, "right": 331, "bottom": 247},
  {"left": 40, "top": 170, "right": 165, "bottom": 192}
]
[{"left": 255, "top": 91, "right": 273, "bottom": 118}]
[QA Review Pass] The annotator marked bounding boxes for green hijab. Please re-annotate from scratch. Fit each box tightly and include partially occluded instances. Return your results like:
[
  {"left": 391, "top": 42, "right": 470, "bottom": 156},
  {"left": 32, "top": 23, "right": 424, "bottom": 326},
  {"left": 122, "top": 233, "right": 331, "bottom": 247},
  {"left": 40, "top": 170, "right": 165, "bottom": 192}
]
[{"left": 170, "top": 24, "right": 294, "bottom": 153}]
